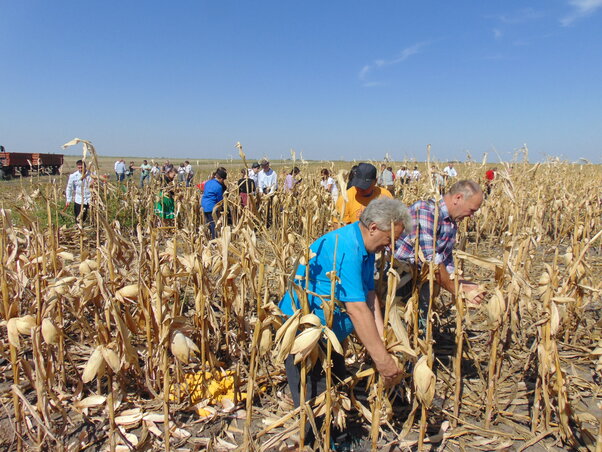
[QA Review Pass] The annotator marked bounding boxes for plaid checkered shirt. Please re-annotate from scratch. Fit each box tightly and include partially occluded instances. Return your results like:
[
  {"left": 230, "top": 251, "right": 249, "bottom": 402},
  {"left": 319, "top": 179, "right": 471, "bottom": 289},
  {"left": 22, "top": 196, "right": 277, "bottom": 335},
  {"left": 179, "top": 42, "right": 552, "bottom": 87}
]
[{"left": 394, "top": 198, "right": 457, "bottom": 274}]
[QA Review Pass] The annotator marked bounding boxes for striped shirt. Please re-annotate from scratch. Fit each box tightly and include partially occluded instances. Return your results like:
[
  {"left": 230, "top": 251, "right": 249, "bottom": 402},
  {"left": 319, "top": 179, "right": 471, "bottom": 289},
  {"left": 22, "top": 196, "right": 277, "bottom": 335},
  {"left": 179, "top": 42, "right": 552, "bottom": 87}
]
[
  {"left": 394, "top": 198, "right": 457, "bottom": 274},
  {"left": 66, "top": 170, "right": 92, "bottom": 205}
]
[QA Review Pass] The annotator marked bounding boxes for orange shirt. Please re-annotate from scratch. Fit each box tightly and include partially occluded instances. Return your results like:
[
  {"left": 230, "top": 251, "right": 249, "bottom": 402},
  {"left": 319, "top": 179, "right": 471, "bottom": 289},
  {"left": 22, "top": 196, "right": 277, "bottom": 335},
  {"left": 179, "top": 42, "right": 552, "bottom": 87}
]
[{"left": 334, "top": 186, "right": 393, "bottom": 225}]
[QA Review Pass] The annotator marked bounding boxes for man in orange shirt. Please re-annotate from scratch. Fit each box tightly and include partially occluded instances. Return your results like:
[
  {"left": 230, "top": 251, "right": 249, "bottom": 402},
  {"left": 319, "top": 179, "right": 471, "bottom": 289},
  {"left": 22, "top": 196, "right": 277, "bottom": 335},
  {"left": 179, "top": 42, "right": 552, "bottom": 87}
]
[{"left": 335, "top": 162, "right": 393, "bottom": 227}]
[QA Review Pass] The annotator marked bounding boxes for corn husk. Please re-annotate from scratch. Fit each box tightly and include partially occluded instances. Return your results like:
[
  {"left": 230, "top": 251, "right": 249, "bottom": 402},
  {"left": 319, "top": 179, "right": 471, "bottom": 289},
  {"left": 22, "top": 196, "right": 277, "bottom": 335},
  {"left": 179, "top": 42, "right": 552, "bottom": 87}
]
[
  {"left": 82, "top": 346, "right": 105, "bottom": 383},
  {"left": 170, "top": 330, "right": 199, "bottom": 364},
  {"left": 290, "top": 327, "right": 322, "bottom": 364},
  {"left": 259, "top": 328, "right": 273, "bottom": 355},
  {"left": 41, "top": 318, "right": 59, "bottom": 345},
  {"left": 487, "top": 288, "right": 506, "bottom": 329},
  {"left": 54, "top": 276, "right": 77, "bottom": 295},
  {"left": 15, "top": 315, "right": 36, "bottom": 335},
  {"left": 413, "top": 356, "right": 436, "bottom": 407},
  {"left": 116, "top": 284, "right": 139, "bottom": 301},
  {"left": 7, "top": 318, "right": 20, "bottom": 348},
  {"left": 79, "top": 259, "right": 98, "bottom": 275},
  {"left": 101, "top": 345, "right": 121, "bottom": 373}
]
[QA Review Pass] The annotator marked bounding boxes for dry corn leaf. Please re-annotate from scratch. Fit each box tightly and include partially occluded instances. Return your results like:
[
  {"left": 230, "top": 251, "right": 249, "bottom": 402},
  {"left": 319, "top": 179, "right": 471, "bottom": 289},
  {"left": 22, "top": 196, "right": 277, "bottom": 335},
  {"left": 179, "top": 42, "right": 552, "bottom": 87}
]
[
  {"left": 550, "top": 302, "right": 560, "bottom": 336},
  {"left": 115, "top": 411, "right": 143, "bottom": 428},
  {"left": 454, "top": 250, "right": 503, "bottom": 271},
  {"left": 142, "top": 413, "right": 165, "bottom": 423},
  {"left": 323, "top": 327, "right": 344, "bottom": 356},
  {"left": 74, "top": 395, "right": 107, "bottom": 410},
  {"left": 54, "top": 276, "right": 77, "bottom": 295}
]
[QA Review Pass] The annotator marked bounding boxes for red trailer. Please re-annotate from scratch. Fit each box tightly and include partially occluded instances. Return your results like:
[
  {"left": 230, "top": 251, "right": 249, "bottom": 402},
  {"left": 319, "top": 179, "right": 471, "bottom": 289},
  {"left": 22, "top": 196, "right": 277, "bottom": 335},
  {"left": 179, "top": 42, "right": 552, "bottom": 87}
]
[{"left": 0, "top": 146, "right": 63, "bottom": 179}]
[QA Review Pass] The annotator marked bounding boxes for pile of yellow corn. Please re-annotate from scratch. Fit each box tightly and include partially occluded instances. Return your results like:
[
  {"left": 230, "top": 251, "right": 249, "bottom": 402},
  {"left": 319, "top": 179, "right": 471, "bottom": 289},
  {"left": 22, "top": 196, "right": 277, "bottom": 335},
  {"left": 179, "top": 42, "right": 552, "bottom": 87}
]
[{"left": 170, "top": 370, "right": 244, "bottom": 416}]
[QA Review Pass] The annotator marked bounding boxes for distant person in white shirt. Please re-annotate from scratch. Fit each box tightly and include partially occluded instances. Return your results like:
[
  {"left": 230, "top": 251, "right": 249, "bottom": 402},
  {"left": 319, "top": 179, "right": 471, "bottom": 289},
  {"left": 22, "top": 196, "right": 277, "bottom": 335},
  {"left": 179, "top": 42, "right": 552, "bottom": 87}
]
[
  {"left": 443, "top": 163, "right": 458, "bottom": 181},
  {"left": 184, "top": 161, "right": 194, "bottom": 187},
  {"left": 257, "top": 159, "right": 278, "bottom": 227},
  {"left": 377, "top": 163, "right": 395, "bottom": 194},
  {"left": 114, "top": 159, "right": 120, "bottom": 181},
  {"left": 396, "top": 166, "right": 408, "bottom": 184},
  {"left": 320, "top": 168, "right": 339, "bottom": 202},
  {"left": 432, "top": 165, "right": 445, "bottom": 194},
  {"left": 411, "top": 166, "right": 421, "bottom": 182},
  {"left": 150, "top": 163, "right": 161, "bottom": 179},
  {"left": 248, "top": 162, "right": 260, "bottom": 191},
  {"left": 257, "top": 159, "right": 278, "bottom": 195},
  {"left": 66, "top": 160, "right": 93, "bottom": 222},
  {"left": 115, "top": 159, "right": 127, "bottom": 182},
  {"left": 177, "top": 163, "right": 187, "bottom": 183}
]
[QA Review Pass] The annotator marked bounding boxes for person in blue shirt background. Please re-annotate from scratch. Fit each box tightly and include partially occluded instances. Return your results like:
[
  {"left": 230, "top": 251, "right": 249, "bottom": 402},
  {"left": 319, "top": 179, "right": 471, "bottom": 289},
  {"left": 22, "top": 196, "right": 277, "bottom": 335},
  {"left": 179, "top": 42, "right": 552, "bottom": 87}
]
[
  {"left": 201, "top": 168, "right": 227, "bottom": 238},
  {"left": 278, "top": 197, "right": 412, "bottom": 444}
]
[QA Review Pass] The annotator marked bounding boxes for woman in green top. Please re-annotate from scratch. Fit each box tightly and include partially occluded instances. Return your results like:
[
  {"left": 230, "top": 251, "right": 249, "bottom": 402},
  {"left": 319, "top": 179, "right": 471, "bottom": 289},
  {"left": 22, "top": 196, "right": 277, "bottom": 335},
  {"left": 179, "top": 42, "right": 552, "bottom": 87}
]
[
  {"left": 154, "top": 168, "right": 176, "bottom": 223},
  {"left": 154, "top": 191, "right": 175, "bottom": 219}
]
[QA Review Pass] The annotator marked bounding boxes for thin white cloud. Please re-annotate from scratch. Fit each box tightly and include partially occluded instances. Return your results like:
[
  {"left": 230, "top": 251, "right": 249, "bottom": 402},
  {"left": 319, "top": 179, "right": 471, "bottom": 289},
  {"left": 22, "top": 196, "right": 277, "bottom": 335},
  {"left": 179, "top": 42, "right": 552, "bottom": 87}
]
[
  {"left": 359, "top": 42, "right": 428, "bottom": 86},
  {"left": 496, "top": 8, "right": 544, "bottom": 24},
  {"left": 493, "top": 28, "right": 503, "bottom": 39},
  {"left": 358, "top": 65, "right": 371, "bottom": 80},
  {"left": 561, "top": 0, "right": 602, "bottom": 26}
]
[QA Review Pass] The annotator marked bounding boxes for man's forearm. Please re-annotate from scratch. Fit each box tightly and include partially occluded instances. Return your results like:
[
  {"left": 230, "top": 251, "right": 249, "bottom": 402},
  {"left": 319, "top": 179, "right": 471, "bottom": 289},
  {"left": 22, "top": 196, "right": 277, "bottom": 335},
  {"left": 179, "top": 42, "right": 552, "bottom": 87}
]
[
  {"left": 346, "top": 301, "right": 390, "bottom": 367},
  {"left": 436, "top": 263, "right": 456, "bottom": 295},
  {"left": 367, "top": 291, "right": 385, "bottom": 338}
]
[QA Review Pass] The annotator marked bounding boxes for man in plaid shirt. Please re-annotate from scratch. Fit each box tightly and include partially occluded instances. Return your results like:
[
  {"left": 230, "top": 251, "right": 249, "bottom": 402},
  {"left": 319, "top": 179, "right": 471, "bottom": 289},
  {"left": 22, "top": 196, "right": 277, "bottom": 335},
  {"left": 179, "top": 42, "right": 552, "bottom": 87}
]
[{"left": 394, "top": 180, "right": 486, "bottom": 323}]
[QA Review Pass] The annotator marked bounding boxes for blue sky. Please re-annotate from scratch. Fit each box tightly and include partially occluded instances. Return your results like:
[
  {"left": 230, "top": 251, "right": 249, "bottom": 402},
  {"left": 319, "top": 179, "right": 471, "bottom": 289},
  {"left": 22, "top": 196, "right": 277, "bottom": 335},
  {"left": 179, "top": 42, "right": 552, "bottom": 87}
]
[{"left": 1, "top": 1, "right": 601, "bottom": 163}]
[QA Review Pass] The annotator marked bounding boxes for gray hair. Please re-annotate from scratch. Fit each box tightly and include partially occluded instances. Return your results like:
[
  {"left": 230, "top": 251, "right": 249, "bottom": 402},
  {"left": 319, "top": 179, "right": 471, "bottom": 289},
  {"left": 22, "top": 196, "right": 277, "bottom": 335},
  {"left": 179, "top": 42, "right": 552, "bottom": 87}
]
[
  {"left": 360, "top": 198, "right": 412, "bottom": 232},
  {"left": 449, "top": 179, "right": 482, "bottom": 198}
]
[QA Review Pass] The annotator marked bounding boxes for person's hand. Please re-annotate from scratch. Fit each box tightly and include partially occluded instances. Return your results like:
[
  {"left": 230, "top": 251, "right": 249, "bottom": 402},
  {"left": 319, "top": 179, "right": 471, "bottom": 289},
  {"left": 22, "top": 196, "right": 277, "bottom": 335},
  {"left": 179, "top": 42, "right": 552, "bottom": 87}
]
[
  {"left": 376, "top": 355, "right": 403, "bottom": 387},
  {"left": 460, "top": 282, "right": 486, "bottom": 305}
]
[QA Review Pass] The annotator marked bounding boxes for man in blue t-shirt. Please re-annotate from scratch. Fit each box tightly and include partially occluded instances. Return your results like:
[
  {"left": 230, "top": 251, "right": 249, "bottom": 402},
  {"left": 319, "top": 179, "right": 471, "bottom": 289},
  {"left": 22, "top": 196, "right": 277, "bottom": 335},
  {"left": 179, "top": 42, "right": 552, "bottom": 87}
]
[
  {"left": 279, "top": 197, "right": 412, "bottom": 421},
  {"left": 201, "top": 168, "right": 227, "bottom": 238}
]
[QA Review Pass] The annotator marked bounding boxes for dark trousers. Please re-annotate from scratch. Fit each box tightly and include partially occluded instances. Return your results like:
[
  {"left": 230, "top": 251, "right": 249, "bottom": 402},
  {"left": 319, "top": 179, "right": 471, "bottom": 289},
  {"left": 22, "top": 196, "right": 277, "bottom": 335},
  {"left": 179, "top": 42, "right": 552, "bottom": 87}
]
[
  {"left": 396, "top": 276, "right": 434, "bottom": 330},
  {"left": 263, "top": 195, "right": 273, "bottom": 228},
  {"left": 204, "top": 211, "right": 216, "bottom": 238},
  {"left": 74, "top": 203, "right": 89, "bottom": 222},
  {"left": 285, "top": 351, "right": 346, "bottom": 445}
]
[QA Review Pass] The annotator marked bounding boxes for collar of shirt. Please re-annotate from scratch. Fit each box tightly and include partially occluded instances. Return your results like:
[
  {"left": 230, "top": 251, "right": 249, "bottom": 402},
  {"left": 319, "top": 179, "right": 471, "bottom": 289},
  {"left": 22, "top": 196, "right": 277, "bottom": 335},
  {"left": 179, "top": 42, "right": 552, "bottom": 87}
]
[
  {"left": 437, "top": 197, "right": 453, "bottom": 224},
  {"left": 351, "top": 221, "right": 369, "bottom": 261}
]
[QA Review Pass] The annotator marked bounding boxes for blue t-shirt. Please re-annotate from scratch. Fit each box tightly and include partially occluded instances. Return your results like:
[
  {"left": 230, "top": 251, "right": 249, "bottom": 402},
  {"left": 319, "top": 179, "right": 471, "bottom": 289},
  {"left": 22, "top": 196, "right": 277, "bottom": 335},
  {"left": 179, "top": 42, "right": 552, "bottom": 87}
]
[
  {"left": 201, "top": 179, "right": 224, "bottom": 212},
  {"left": 278, "top": 222, "right": 375, "bottom": 342}
]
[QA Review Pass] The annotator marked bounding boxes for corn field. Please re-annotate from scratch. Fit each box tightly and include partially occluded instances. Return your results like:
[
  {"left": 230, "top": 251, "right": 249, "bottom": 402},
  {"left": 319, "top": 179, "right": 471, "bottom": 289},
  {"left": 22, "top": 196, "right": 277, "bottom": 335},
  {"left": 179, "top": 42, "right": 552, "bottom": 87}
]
[{"left": 0, "top": 141, "right": 601, "bottom": 451}]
